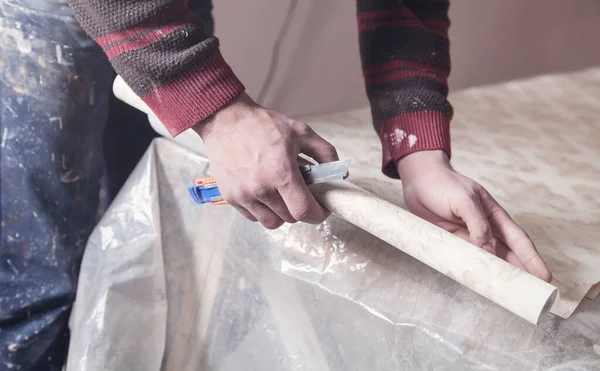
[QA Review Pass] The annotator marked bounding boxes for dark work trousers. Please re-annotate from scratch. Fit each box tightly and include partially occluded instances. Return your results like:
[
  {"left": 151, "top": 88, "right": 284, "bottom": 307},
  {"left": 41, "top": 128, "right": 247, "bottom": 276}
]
[{"left": 0, "top": 1, "right": 214, "bottom": 369}]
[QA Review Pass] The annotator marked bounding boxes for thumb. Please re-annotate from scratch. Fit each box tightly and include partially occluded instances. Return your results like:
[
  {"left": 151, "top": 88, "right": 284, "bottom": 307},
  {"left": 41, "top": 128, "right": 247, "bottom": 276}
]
[
  {"left": 298, "top": 127, "right": 339, "bottom": 164},
  {"left": 455, "top": 194, "right": 494, "bottom": 252}
]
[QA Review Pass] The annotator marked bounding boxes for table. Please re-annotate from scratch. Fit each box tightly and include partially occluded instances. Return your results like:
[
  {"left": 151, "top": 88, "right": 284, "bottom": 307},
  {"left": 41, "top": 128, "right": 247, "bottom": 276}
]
[{"left": 67, "top": 69, "right": 600, "bottom": 370}]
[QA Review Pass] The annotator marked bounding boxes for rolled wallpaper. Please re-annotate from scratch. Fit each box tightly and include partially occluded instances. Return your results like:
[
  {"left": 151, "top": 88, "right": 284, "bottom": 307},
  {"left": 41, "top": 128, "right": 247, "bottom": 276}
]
[{"left": 310, "top": 181, "right": 558, "bottom": 325}]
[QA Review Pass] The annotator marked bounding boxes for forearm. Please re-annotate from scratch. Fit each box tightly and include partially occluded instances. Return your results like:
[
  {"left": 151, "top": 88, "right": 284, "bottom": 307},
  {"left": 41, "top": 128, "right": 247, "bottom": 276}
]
[
  {"left": 68, "top": 0, "right": 245, "bottom": 136},
  {"left": 356, "top": 0, "right": 452, "bottom": 178}
]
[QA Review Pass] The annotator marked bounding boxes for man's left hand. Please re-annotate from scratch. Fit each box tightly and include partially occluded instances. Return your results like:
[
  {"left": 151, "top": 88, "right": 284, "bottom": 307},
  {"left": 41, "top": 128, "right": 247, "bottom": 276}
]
[{"left": 396, "top": 150, "right": 552, "bottom": 282}]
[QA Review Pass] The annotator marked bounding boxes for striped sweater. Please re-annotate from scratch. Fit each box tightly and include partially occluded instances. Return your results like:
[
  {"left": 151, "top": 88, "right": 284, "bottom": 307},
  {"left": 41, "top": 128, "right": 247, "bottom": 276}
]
[{"left": 68, "top": 0, "right": 452, "bottom": 178}]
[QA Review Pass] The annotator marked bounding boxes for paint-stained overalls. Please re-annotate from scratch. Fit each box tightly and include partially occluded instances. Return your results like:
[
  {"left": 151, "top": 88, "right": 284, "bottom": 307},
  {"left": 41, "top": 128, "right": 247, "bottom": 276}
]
[{"left": 0, "top": 0, "right": 214, "bottom": 369}]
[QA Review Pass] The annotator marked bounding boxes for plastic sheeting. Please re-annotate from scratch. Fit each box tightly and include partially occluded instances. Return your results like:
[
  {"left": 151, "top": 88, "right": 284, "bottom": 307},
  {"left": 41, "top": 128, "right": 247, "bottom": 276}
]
[{"left": 66, "top": 139, "right": 600, "bottom": 370}]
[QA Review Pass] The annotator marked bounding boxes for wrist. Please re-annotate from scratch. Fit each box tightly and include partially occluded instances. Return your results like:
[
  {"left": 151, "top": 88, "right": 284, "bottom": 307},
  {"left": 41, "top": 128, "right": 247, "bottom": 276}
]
[
  {"left": 395, "top": 150, "right": 451, "bottom": 179},
  {"left": 193, "top": 92, "right": 257, "bottom": 139}
]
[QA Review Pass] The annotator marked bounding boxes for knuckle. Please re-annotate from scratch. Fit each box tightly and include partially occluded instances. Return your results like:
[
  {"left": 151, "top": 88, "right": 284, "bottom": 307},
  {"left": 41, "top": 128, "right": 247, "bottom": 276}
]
[
  {"left": 290, "top": 204, "right": 312, "bottom": 222},
  {"left": 291, "top": 120, "right": 311, "bottom": 136},
  {"left": 475, "top": 219, "right": 491, "bottom": 237},
  {"left": 222, "top": 188, "right": 244, "bottom": 204},
  {"left": 477, "top": 217, "right": 491, "bottom": 231},
  {"left": 271, "top": 165, "right": 294, "bottom": 186},
  {"left": 262, "top": 217, "right": 284, "bottom": 230},
  {"left": 247, "top": 181, "right": 270, "bottom": 200},
  {"left": 260, "top": 108, "right": 278, "bottom": 122},
  {"left": 468, "top": 181, "right": 485, "bottom": 196},
  {"left": 461, "top": 189, "right": 478, "bottom": 203},
  {"left": 290, "top": 202, "right": 327, "bottom": 224},
  {"left": 487, "top": 205, "right": 507, "bottom": 226}
]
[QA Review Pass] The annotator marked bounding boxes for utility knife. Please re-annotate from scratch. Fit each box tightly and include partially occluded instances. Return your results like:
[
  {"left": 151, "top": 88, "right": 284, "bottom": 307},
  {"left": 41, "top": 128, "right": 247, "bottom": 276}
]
[{"left": 188, "top": 159, "right": 351, "bottom": 205}]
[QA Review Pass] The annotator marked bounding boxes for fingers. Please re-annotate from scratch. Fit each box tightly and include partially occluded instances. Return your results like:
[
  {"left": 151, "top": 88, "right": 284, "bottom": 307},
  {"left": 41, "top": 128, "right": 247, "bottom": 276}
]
[
  {"left": 221, "top": 120, "right": 336, "bottom": 228},
  {"left": 247, "top": 202, "right": 285, "bottom": 230},
  {"left": 229, "top": 194, "right": 284, "bottom": 229},
  {"left": 454, "top": 192, "right": 494, "bottom": 251},
  {"left": 295, "top": 122, "right": 339, "bottom": 164},
  {"left": 254, "top": 190, "right": 296, "bottom": 224},
  {"left": 492, "top": 238, "right": 529, "bottom": 271},
  {"left": 279, "top": 121, "right": 334, "bottom": 224},
  {"left": 229, "top": 181, "right": 290, "bottom": 228},
  {"left": 455, "top": 186, "right": 552, "bottom": 282},
  {"left": 279, "top": 165, "right": 330, "bottom": 225},
  {"left": 479, "top": 191, "right": 553, "bottom": 282},
  {"left": 231, "top": 204, "right": 258, "bottom": 222},
  {"left": 452, "top": 228, "right": 527, "bottom": 270},
  {"left": 226, "top": 158, "right": 329, "bottom": 228}
]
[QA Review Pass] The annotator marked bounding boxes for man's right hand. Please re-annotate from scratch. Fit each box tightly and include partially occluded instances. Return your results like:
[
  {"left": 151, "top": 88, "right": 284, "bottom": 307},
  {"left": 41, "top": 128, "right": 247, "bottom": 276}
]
[{"left": 194, "top": 93, "right": 339, "bottom": 229}]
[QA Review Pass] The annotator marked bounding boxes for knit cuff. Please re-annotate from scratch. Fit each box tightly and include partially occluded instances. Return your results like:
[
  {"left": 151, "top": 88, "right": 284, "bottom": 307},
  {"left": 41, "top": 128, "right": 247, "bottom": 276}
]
[
  {"left": 141, "top": 50, "right": 245, "bottom": 137},
  {"left": 378, "top": 111, "right": 451, "bottom": 179}
]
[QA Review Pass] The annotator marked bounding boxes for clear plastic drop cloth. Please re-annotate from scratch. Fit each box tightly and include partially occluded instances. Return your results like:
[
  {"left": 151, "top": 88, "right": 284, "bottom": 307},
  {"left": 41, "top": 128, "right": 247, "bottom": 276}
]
[{"left": 66, "top": 139, "right": 600, "bottom": 371}]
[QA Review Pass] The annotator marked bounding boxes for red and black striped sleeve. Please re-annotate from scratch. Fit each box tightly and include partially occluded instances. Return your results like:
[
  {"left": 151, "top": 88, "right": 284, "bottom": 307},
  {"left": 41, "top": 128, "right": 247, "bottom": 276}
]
[
  {"left": 357, "top": 0, "right": 452, "bottom": 178},
  {"left": 67, "top": 0, "right": 245, "bottom": 137}
]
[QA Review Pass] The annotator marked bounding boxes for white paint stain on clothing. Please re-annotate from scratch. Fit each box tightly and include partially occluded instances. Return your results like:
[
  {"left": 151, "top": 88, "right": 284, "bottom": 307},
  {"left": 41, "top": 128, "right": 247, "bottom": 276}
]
[
  {"left": 5, "top": 258, "right": 17, "bottom": 274},
  {"left": 60, "top": 170, "right": 83, "bottom": 183},
  {"left": 37, "top": 55, "right": 46, "bottom": 68},
  {"left": 50, "top": 117, "right": 63, "bottom": 130},
  {"left": 1, "top": 128, "right": 8, "bottom": 148},
  {"left": 50, "top": 227, "right": 59, "bottom": 266},
  {"left": 4, "top": 104, "right": 18, "bottom": 118},
  {"left": 389, "top": 128, "right": 407, "bottom": 145},
  {"left": 55, "top": 44, "right": 63, "bottom": 64},
  {"left": 593, "top": 344, "right": 600, "bottom": 355},
  {"left": 1, "top": 28, "right": 31, "bottom": 53},
  {"left": 1, "top": 27, "right": 48, "bottom": 54},
  {"left": 408, "top": 134, "right": 418, "bottom": 147},
  {"left": 394, "top": 128, "right": 407, "bottom": 141}
]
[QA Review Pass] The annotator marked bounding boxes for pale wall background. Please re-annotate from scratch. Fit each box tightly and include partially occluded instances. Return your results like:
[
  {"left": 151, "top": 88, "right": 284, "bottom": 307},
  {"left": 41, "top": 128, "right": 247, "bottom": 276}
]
[{"left": 214, "top": 0, "right": 600, "bottom": 117}]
